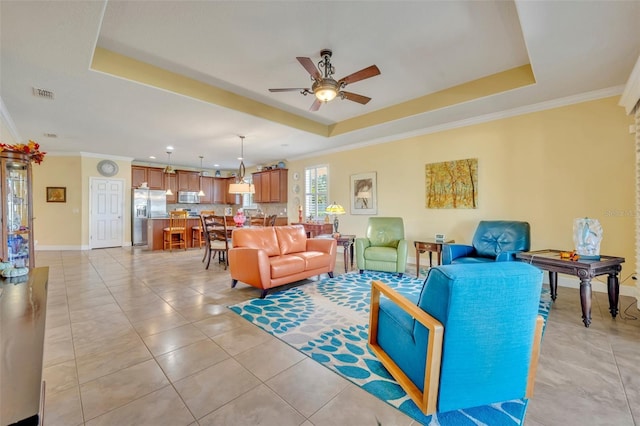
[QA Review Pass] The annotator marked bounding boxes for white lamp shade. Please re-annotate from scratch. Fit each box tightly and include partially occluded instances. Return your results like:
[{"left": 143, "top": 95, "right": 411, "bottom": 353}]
[{"left": 228, "top": 182, "right": 255, "bottom": 194}]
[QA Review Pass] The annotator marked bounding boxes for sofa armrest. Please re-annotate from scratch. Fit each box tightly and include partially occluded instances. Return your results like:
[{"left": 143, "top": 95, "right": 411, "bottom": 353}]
[
  {"left": 355, "top": 238, "right": 371, "bottom": 269},
  {"left": 396, "top": 239, "right": 409, "bottom": 273},
  {"left": 368, "top": 280, "right": 444, "bottom": 415},
  {"left": 228, "top": 247, "right": 272, "bottom": 287},
  {"left": 441, "top": 244, "right": 476, "bottom": 265},
  {"left": 306, "top": 238, "right": 337, "bottom": 255},
  {"left": 307, "top": 238, "right": 338, "bottom": 271}
]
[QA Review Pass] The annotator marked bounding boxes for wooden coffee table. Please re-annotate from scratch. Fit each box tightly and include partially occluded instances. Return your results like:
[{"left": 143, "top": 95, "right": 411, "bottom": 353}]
[{"left": 516, "top": 249, "right": 625, "bottom": 327}]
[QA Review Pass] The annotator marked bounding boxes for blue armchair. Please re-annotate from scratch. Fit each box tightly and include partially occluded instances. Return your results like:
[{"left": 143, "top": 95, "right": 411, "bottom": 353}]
[
  {"left": 356, "top": 217, "right": 408, "bottom": 277},
  {"left": 442, "top": 220, "right": 530, "bottom": 264},
  {"left": 368, "top": 262, "right": 544, "bottom": 415}
]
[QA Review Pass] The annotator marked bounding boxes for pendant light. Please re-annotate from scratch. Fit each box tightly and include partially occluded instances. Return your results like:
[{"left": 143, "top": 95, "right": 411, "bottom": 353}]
[
  {"left": 228, "top": 136, "right": 255, "bottom": 194},
  {"left": 164, "top": 150, "right": 174, "bottom": 196},
  {"left": 197, "top": 155, "right": 205, "bottom": 197}
]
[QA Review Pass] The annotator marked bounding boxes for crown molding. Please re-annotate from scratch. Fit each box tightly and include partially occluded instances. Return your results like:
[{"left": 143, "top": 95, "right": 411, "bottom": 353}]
[
  {"left": 620, "top": 56, "right": 640, "bottom": 115},
  {"left": 0, "top": 96, "right": 22, "bottom": 143}
]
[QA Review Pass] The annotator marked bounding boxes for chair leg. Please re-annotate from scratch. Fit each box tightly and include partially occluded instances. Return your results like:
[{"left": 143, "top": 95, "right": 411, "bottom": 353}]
[
  {"left": 231, "top": 279, "right": 238, "bottom": 288},
  {"left": 206, "top": 249, "right": 213, "bottom": 269},
  {"left": 202, "top": 245, "right": 209, "bottom": 262}
]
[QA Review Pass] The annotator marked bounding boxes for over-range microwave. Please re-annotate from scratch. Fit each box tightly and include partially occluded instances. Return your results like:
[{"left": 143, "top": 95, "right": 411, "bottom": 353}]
[{"left": 178, "top": 191, "right": 200, "bottom": 204}]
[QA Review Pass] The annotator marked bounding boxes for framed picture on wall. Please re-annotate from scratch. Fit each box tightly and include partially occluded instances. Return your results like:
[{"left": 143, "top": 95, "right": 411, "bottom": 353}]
[
  {"left": 46, "top": 187, "right": 66, "bottom": 203},
  {"left": 350, "top": 172, "right": 377, "bottom": 215}
]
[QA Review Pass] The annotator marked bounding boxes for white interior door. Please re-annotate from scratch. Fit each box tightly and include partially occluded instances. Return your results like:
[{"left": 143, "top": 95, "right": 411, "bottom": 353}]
[{"left": 90, "top": 178, "right": 124, "bottom": 249}]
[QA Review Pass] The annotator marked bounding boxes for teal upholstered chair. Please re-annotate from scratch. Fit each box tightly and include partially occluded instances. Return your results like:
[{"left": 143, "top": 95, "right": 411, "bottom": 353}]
[
  {"left": 442, "top": 220, "right": 530, "bottom": 264},
  {"left": 368, "top": 262, "right": 544, "bottom": 415},
  {"left": 356, "top": 217, "right": 408, "bottom": 277}
]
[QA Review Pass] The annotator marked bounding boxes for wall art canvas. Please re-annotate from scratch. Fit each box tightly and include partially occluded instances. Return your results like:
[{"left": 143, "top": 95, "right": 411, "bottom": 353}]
[
  {"left": 350, "top": 172, "right": 377, "bottom": 215},
  {"left": 425, "top": 158, "right": 478, "bottom": 209}
]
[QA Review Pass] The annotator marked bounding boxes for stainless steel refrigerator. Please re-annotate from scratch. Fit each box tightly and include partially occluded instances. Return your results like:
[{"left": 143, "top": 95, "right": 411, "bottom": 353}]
[{"left": 132, "top": 189, "right": 167, "bottom": 246}]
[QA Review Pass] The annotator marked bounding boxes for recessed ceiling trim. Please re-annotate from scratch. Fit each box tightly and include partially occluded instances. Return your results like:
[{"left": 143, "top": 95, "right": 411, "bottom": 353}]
[
  {"left": 91, "top": 48, "right": 536, "bottom": 142},
  {"left": 328, "top": 64, "right": 536, "bottom": 137},
  {"left": 90, "top": 47, "right": 329, "bottom": 137}
]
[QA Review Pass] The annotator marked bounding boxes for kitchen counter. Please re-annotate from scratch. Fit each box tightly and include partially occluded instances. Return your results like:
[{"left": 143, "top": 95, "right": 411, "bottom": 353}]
[{"left": 1, "top": 267, "right": 49, "bottom": 425}]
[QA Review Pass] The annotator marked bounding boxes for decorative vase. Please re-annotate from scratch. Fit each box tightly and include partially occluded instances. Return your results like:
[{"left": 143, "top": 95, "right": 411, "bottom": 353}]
[
  {"left": 573, "top": 217, "right": 603, "bottom": 260},
  {"left": 233, "top": 210, "right": 246, "bottom": 227}
]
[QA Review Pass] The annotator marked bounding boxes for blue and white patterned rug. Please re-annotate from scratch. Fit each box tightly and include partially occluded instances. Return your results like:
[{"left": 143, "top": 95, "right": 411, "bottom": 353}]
[{"left": 229, "top": 271, "right": 552, "bottom": 425}]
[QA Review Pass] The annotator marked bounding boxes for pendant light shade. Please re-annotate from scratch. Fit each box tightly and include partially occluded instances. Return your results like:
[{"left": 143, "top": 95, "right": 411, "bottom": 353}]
[
  {"left": 165, "top": 150, "right": 174, "bottom": 196},
  {"left": 197, "top": 155, "right": 206, "bottom": 197},
  {"left": 229, "top": 136, "right": 255, "bottom": 194}
]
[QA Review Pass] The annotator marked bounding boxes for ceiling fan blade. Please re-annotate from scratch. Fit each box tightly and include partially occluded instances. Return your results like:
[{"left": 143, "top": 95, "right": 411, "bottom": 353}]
[
  {"left": 342, "top": 91, "right": 371, "bottom": 105},
  {"left": 338, "top": 65, "right": 381, "bottom": 86},
  {"left": 310, "top": 99, "right": 322, "bottom": 111},
  {"left": 269, "top": 88, "right": 309, "bottom": 92},
  {"left": 297, "top": 57, "right": 321, "bottom": 80}
]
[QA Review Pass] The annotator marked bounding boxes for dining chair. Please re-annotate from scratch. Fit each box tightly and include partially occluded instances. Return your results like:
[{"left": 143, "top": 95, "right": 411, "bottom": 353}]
[
  {"left": 163, "top": 210, "right": 188, "bottom": 251},
  {"left": 192, "top": 210, "right": 215, "bottom": 248},
  {"left": 266, "top": 214, "right": 277, "bottom": 226},
  {"left": 202, "top": 214, "right": 230, "bottom": 269}
]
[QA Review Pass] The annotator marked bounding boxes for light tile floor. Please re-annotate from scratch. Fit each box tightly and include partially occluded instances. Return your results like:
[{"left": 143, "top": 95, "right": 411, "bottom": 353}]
[{"left": 38, "top": 248, "right": 640, "bottom": 426}]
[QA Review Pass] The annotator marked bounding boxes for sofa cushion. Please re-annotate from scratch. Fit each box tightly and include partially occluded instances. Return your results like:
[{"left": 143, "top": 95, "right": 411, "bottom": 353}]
[
  {"left": 293, "top": 251, "right": 332, "bottom": 270},
  {"left": 275, "top": 225, "right": 308, "bottom": 255},
  {"left": 270, "top": 255, "right": 306, "bottom": 278},
  {"left": 232, "top": 227, "right": 280, "bottom": 257}
]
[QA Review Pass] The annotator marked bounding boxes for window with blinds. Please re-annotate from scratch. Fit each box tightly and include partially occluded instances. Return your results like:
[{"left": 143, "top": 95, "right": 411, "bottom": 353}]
[{"left": 304, "top": 165, "right": 328, "bottom": 221}]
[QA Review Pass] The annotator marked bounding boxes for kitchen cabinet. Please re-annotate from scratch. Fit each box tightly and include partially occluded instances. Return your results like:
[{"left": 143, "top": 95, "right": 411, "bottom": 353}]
[
  {"left": 164, "top": 173, "right": 177, "bottom": 203},
  {"left": 177, "top": 170, "right": 200, "bottom": 192},
  {"left": 252, "top": 168, "right": 287, "bottom": 203},
  {"left": 200, "top": 176, "right": 213, "bottom": 203},
  {"left": 131, "top": 166, "right": 164, "bottom": 189},
  {"left": 213, "top": 177, "right": 239, "bottom": 204},
  {"left": 1, "top": 150, "right": 35, "bottom": 268}
]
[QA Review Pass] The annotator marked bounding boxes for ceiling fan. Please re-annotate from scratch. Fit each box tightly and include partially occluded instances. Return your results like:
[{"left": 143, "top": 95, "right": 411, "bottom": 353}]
[{"left": 269, "top": 49, "right": 381, "bottom": 111}]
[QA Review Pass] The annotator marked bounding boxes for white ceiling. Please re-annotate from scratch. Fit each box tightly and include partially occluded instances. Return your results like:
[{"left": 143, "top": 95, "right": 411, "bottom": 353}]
[{"left": 1, "top": 1, "right": 639, "bottom": 171}]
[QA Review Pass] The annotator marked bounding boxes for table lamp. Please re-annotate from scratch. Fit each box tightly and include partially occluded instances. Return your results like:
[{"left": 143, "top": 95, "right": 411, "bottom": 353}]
[{"left": 325, "top": 202, "right": 346, "bottom": 234}]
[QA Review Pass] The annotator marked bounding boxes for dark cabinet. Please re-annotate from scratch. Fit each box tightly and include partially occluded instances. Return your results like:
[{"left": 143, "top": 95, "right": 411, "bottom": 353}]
[{"left": 252, "top": 169, "right": 287, "bottom": 203}]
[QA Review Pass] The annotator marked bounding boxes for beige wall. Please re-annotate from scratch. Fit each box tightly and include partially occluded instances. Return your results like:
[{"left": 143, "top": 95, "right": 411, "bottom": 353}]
[
  {"left": 32, "top": 154, "right": 132, "bottom": 249},
  {"left": 286, "top": 96, "right": 636, "bottom": 287}
]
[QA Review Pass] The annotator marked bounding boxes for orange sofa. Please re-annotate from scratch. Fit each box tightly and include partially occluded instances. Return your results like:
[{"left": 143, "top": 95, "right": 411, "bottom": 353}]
[{"left": 229, "top": 225, "right": 337, "bottom": 298}]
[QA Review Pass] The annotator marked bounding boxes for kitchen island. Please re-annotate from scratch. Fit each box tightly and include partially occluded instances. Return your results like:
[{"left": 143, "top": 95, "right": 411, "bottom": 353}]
[{"left": 147, "top": 216, "right": 289, "bottom": 250}]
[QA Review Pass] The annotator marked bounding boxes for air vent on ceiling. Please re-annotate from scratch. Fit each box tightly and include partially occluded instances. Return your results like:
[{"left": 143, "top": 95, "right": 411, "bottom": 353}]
[
  {"left": 43, "top": 133, "right": 57, "bottom": 138},
  {"left": 32, "top": 87, "right": 54, "bottom": 100}
]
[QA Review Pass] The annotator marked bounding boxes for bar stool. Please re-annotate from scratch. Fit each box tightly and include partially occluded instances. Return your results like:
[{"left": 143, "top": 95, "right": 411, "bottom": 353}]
[
  {"left": 192, "top": 210, "right": 215, "bottom": 248},
  {"left": 164, "top": 210, "right": 188, "bottom": 251}
]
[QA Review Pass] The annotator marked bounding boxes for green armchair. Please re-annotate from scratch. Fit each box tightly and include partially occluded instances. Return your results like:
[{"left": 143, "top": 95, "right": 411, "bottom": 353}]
[{"left": 356, "top": 217, "right": 408, "bottom": 277}]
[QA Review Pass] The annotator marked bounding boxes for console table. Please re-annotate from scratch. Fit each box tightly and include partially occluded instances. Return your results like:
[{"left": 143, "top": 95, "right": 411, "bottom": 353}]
[
  {"left": 515, "top": 249, "right": 624, "bottom": 327},
  {"left": 291, "top": 222, "right": 334, "bottom": 238},
  {"left": 414, "top": 239, "right": 454, "bottom": 277}
]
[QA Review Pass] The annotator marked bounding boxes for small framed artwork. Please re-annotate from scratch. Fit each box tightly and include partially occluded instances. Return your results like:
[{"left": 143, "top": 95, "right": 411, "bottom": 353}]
[
  {"left": 350, "top": 172, "right": 377, "bottom": 215},
  {"left": 46, "top": 187, "right": 66, "bottom": 203}
]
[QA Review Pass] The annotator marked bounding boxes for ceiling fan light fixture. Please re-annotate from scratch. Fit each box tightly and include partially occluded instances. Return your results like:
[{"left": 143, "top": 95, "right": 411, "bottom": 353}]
[{"left": 313, "top": 78, "right": 339, "bottom": 102}]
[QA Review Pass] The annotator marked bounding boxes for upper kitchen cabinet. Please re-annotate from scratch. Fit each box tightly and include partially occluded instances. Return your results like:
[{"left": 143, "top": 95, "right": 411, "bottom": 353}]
[
  {"left": 176, "top": 170, "right": 200, "bottom": 192},
  {"left": 213, "top": 177, "right": 240, "bottom": 205},
  {"left": 200, "top": 176, "right": 213, "bottom": 204},
  {"left": 253, "top": 169, "right": 287, "bottom": 203},
  {"left": 131, "top": 166, "right": 164, "bottom": 189}
]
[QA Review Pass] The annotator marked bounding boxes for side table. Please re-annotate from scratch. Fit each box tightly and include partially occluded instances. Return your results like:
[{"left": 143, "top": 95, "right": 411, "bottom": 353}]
[
  {"left": 516, "top": 249, "right": 625, "bottom": 327},
  {"left": 414, "top": 239, "right": 454, "bottom": 277},
  {"left": 318, "top": 234, "right": 355, "bottom": 273}
]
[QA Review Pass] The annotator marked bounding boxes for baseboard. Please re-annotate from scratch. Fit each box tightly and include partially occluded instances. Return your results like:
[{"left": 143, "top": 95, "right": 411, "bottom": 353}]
[{"left": 36, "top": 245, "right": 90, "bottom": 251}]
